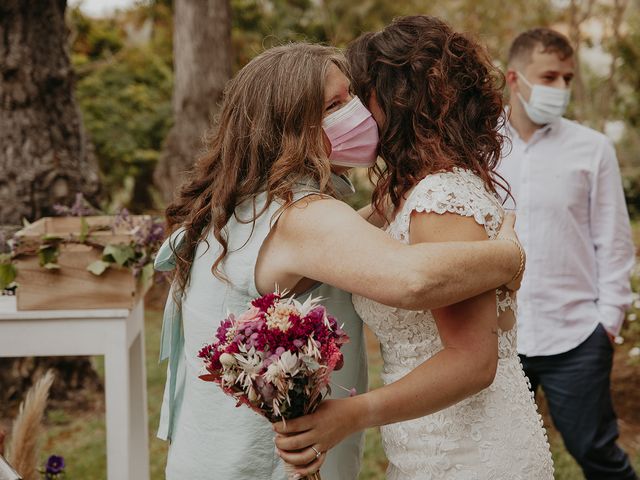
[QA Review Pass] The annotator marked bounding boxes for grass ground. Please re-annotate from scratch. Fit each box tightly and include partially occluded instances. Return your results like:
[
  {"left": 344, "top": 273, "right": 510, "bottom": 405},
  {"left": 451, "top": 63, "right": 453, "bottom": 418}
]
[{"left": 21, "top": 304, "right": 638, "bottom": 479}]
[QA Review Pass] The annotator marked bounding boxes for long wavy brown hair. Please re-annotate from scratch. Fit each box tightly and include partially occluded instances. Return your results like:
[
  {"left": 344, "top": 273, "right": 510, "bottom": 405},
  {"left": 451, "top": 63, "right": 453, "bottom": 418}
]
[
  {"left": 166, "top": 43, "right": 348, "bottom": 294},
  {"left": 346, "top": 15, "right": 509, "bottom": 218}
]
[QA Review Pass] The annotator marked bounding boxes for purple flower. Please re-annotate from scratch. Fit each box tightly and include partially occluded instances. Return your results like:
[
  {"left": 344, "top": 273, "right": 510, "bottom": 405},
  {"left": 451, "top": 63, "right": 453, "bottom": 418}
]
[
  {"left": 45, "top": 455, "right": 65, "bottom": 474},
  {"left": 53, "top": 193, "right": 98, "bottom": 217},
  {"left": 112, "top": 208, "right": 133, "bottom": 231}
]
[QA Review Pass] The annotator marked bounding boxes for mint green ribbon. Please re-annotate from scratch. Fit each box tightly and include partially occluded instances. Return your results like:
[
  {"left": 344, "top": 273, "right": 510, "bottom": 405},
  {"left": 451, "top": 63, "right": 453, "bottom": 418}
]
[{"left": 154, "top": 226, "right": 186, "bottom": 439}]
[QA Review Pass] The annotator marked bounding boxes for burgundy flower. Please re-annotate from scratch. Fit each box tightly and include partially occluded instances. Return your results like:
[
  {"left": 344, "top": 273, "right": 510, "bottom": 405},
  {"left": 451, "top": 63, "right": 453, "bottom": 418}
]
[{"left": 251, "top": 293, "right": 280, "bottom": 312}]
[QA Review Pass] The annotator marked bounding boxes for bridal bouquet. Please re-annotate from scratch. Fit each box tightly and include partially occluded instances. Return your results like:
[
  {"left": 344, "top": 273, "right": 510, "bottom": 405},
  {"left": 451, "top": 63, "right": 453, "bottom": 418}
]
[{"left": 197, "top": 292, "right": 349, "bottom": 479}]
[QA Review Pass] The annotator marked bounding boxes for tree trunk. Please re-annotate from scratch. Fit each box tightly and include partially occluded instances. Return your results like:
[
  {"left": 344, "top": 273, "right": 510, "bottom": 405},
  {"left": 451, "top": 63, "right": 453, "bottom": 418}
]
[
  {"left": 154, "top": 0, "right": 232, "bottom": 204},
  {"left": 0, "top": 0, "right": 101, "bottom": 224},
  {"left": 0, "top": 0, "right": 102, "bottom": 414}
]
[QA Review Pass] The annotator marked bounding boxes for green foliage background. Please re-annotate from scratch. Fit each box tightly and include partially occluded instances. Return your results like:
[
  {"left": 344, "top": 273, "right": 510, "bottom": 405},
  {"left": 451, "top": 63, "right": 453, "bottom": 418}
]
[{"left": 68, "top": 0, "right": 640, "bottom": 217}]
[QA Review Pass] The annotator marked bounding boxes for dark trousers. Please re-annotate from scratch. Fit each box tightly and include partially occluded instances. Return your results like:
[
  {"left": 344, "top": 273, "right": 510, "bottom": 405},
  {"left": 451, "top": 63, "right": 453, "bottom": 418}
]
[{"left": 520, "top": 323, "right": 638, "bottom": 480}]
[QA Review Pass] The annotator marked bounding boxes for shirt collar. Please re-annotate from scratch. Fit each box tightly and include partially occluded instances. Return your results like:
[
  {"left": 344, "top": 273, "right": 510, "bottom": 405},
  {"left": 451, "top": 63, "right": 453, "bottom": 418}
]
[
  {"left": 504, "top": 109, "right": 559, "bottom": 143},
  {"left": 331, "top": 172, "right": 356, "bottom": 199},
  {"left": 295, "top": 172, "right": 356, "bottom": 200}
]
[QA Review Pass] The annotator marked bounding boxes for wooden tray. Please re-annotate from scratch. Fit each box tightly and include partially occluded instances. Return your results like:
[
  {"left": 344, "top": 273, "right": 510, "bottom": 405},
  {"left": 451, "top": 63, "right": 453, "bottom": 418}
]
[{"left": 14, "top": 216, "right": 152, "bottom": 311}]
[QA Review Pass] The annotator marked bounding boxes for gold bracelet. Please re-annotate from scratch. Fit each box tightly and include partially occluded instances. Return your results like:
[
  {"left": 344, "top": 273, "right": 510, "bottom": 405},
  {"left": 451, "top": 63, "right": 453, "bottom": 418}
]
[{"left": 501, "top": 237, "right": 525, "bottom": 283}]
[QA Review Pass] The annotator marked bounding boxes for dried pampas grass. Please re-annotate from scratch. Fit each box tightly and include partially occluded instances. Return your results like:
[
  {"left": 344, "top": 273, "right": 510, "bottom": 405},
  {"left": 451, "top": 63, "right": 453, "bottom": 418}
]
[{"left": 6, "top": 370, "right": 55, "bottom": 480}]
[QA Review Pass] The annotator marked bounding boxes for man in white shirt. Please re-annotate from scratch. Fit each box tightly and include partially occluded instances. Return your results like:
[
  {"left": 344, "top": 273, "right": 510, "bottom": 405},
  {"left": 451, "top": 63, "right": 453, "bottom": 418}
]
[{"left": 497, "top": 28, "right": 637, "bottom": 479}]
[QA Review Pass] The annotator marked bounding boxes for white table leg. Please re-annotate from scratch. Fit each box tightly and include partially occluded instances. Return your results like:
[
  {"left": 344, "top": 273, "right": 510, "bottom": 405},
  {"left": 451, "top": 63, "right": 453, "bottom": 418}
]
[
  {"left": 129, "top": 305, "right": 150, "bottom": 479},
  {"left": 104, "top": 319, "right": 130, "bottom": 480},
  {"left": 0, "top": 298, "right": 150, "bottom": 480}
]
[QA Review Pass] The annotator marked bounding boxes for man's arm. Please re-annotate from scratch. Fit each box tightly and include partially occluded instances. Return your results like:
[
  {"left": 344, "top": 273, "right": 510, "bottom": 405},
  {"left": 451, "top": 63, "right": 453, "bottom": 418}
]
[
  {"left": 274, "top": 196, "right": 520, "bottom": 311},
  {"left": 591, "top": 138, "right": 636, "bottom": 336}
]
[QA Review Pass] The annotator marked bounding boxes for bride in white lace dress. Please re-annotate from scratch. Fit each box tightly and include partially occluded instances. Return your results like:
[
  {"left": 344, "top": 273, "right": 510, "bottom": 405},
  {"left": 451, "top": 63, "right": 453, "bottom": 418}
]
[
  {"left": 352, "top": 167, "right": 553, "bottom": 479},
  {"left": 274, "top": 16, "right": 553, "bottom": 480}
]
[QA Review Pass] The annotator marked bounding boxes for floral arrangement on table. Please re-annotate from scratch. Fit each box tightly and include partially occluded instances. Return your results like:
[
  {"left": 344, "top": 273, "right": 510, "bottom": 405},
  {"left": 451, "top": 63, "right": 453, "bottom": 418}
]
[
  {"left": 0, "top": 193, "right": 165, "bottom": 292},
  {"left": 84, "top": 207, "right": 165, "bottom": 281},
  {"left": 198, "top": 292, "right": 350, "bottom": 479}
]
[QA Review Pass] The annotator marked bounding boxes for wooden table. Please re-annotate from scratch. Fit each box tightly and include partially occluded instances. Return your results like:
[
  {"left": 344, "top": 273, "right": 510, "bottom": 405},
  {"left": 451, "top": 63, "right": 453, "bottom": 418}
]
[{"left": 0, "top": 296, "right": 149, "bottom": 480}]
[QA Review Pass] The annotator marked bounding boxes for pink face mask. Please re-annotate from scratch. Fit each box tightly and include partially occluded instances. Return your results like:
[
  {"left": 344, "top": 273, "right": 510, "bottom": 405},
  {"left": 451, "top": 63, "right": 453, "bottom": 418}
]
[{"left": 322, "top": 96, "right": 379, "bottom": 168}]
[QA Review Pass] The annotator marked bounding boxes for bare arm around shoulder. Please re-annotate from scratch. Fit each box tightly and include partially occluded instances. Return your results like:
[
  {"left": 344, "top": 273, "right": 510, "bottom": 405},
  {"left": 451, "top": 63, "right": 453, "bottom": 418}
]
[
  {"left": 357, "top": 198, "right": 392, "bottom": 228},
  {"left": 273, "top": 212, "right": 501, "bottom": 475},
  {"left": 357, "top": 203, "right": 386, "bottom": 227},
  {"left": 258, "top": 196, "right": 520, "bottom": 310}
]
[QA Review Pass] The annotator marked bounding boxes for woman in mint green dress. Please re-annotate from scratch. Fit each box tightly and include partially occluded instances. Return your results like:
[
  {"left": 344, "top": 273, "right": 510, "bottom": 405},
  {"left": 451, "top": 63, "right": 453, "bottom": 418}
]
[{"left": 156, "top": 42, "right": 524, "bottom": 479}]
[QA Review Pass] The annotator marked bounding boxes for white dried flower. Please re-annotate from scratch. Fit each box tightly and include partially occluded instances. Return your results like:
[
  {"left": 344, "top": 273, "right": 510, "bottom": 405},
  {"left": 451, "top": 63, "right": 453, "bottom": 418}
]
[
  {"left": 236, "top": 349, "right": 262, "bottom": 376},
  {"left": 293, "top": 295, "right": 324, "bottom": 316},
  {"left": 629, "top": 347, "right": 640, "bottom": 358},
  {"left": 305, "top": 337, "right": 321, "bottom": 358},
  {"left": 266, "top": 303, "right": 298, "bottom": 331},
  {"left": 278, "top": 351, "right": 300, "bottom": 375},
  {"left": 265, "top": 362, "right": 284, "bottom": 384},
  {"left": 627, "top": 313, "right": 637, "bottom": 322},
  {"left": 614, "top": 336, "right": 624, "bottom": 345},
  {"left": 220, "top": 353, "right": 236, "bottom": 367},
  {"left": 222, "top": 371, "right": 238, "bottom": 385}
]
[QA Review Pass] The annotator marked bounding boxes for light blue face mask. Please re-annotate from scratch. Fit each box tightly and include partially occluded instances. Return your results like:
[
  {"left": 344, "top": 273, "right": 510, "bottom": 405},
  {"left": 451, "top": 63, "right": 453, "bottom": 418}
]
[{"left": 517, "top": 71, "right": 571, "bottom": 125}]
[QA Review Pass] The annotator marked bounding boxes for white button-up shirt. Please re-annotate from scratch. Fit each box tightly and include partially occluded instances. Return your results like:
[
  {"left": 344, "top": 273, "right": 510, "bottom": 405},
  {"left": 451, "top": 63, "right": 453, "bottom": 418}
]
[{"left": 496, "top": 117, "right": 635, "bottom": 357}]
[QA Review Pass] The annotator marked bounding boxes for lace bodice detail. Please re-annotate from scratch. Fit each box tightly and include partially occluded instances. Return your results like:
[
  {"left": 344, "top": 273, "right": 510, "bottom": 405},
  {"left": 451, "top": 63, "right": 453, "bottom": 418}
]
[
  {"left": 352, "top": 169, "right": 553, "bottom": 479},
  {"left": 387, "top": 168, "right": 503, "bottom": 242}
]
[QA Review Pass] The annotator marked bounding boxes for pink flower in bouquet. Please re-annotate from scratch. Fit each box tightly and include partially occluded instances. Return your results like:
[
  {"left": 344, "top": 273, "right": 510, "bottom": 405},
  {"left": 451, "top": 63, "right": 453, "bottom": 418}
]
[
  {"left": 236, "top": 306, "right": 262, "bottom": 325},
  {"left": 197, "top": 292, "right": 349, "bottom": 423}
]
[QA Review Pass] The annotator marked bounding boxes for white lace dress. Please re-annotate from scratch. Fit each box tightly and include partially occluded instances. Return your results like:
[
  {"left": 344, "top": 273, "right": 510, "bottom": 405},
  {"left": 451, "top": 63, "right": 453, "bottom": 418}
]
[{"left": 352, "top": 169, "right": 554, "bottom": 480}]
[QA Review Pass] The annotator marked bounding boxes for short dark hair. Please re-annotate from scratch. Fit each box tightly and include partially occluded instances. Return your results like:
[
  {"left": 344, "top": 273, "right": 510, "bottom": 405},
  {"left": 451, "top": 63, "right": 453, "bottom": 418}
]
[{"left": 508, "top": 28, "right": 574, "bottom": 67}]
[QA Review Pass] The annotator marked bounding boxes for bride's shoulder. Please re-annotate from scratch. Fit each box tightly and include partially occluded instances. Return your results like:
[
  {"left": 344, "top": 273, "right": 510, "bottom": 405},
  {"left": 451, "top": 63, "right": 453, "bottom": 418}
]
[
  {"left": 402, "top": 167, "right": 503, "bottom": 235},
  {"left": 413, "top": 167, "right": 483, "bottom": 189},
  {"left": 409, "top": 167, "right": 495, "bottom": 205}
]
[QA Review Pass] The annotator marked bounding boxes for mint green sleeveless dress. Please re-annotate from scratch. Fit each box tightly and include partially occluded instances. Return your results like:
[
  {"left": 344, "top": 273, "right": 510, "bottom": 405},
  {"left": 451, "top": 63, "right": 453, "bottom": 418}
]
[{"left": 156, "top": 177, "right": 368, "bottom": 479}]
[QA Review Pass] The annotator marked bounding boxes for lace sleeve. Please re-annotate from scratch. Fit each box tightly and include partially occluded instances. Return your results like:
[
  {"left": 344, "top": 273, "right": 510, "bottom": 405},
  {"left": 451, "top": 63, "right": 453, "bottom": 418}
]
[{"left": 389, "top": 168, "right": 504, "bottom": 242}]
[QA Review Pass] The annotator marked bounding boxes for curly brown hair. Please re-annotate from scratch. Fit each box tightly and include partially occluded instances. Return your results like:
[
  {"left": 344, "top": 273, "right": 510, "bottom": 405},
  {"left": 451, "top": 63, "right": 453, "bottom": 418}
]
[
  {"left": 165, "top": 43, "right": 348, "bottom": 295},
  {"left": 346, "top": 15, "right": 509, "bottom": 218}
]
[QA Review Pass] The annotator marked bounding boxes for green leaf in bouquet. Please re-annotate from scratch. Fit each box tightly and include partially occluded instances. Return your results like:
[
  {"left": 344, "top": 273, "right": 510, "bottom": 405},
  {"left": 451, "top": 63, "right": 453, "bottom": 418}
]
[
  {"left": 38, "top": 245, "right": 59, "bottom": 268},
  {"left": 87, "top": 260, "right": 111, "bottom": 276},
  {"left": 0, "top": 261, "right": 17, "bottom": 289},
  {"left": 102, "top": 244, "right": 135, "bottom": 267}
]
